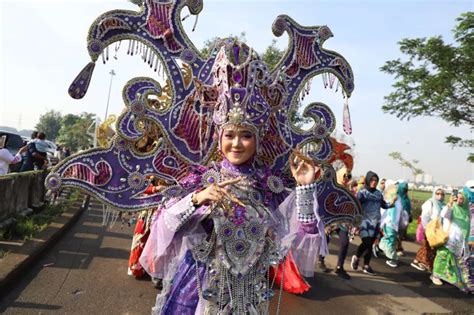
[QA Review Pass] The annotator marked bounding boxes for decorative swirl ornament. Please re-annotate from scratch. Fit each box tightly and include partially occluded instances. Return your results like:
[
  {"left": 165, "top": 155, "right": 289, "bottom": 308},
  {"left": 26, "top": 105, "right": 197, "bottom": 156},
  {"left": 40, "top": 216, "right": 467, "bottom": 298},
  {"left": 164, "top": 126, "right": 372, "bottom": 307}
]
[
  {"left": 127, "top": 172, "right": 145, "bottom": 190},
  {"left": 267, "top": 175, "right": 284, "bottom": 194},
  {"left": 130, "top": 99, "right": 146, "bottom": 117},
  {"left": 201, "top": 169, "right": 221, "bottom": 187},
  {"left": 48, "top": 0, "right": 361, "bottom": 223},
  {"left": 114, "top": 136, "right": 131, "bottom": 151},
  {"left": 46, "top": 173, "right": 62, "bottom": 192}
]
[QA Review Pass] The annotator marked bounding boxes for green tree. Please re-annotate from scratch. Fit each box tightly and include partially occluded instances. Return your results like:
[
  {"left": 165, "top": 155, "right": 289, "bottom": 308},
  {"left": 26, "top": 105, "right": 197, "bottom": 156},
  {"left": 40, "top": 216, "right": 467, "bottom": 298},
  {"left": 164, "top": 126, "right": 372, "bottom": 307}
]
[
  {"left": 200, "top": 32, "right": 247, "bottom": 58},
  {"left": 261, "top": 39, "right": 284, "bottom": 71},
  {"left": 56, "top": 112, "right": 95, "bottom": 152},
  {"left": 199, "top": 33, "right": 285, "bottom": 71},
  {"left": 35, "top": 110, "right": 62, "bottom": 141},
  {"left": 389, "top": 151, "right": 424, "bottom": 182},
  {"left": 381, "top": 12, "right": 474, "bottom": 162}
]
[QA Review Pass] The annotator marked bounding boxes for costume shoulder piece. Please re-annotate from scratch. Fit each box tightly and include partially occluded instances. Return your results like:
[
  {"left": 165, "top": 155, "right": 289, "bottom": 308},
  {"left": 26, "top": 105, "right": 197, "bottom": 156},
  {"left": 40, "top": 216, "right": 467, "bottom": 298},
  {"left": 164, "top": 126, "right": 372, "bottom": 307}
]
[{"left": 46, "top": 0, "right": 361, "bottom": 224}]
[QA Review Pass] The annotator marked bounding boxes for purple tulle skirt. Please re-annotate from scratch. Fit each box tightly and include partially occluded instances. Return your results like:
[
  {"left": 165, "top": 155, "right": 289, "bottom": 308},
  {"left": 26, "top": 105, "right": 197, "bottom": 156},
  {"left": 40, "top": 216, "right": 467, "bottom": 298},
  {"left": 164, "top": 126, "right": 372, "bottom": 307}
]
[{"left": 162, "top": 250, "right": 206, "bottom": 314}]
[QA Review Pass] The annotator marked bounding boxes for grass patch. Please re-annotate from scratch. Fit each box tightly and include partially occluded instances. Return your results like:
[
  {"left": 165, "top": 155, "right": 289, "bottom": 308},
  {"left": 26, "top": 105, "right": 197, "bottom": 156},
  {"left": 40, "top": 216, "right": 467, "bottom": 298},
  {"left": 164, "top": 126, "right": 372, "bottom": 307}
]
[
  {"left": 407, "top": 219, "right": 418, "bottom": 238},
  {"left": 0, "top": 249, "right": 9, "bottom": 259}
]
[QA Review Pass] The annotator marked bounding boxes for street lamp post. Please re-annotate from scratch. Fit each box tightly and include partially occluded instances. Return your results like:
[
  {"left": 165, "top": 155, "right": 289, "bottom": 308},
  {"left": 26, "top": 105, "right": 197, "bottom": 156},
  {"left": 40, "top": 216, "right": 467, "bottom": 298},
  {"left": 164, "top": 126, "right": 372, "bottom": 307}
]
[{"left": 104, "top": 69, "right": 116, "bottom": 121}]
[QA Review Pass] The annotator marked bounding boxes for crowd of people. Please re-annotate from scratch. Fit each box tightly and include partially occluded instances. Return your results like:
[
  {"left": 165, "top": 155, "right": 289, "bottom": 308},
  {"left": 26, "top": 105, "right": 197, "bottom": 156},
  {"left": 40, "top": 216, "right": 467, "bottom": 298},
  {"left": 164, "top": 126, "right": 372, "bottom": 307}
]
[
  {"left": 319, "top": 167, "right": 473, "bottom": 294},
  {"left": 123, "top": 162, "right": 473, "bottom": 304},
  {"left": 0, "top": 131, "right": 71, "bottom": 175}
]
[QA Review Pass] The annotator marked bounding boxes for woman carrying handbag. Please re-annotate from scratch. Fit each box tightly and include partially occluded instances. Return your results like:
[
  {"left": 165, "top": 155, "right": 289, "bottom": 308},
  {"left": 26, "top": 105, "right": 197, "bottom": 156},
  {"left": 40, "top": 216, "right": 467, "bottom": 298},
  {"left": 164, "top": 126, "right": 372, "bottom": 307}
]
[
  {"left": 410, "top": 187, "right": 445, "bottom": 277},
  {"left": 431, "top": 191, "right": 472, "bottom": 292}
]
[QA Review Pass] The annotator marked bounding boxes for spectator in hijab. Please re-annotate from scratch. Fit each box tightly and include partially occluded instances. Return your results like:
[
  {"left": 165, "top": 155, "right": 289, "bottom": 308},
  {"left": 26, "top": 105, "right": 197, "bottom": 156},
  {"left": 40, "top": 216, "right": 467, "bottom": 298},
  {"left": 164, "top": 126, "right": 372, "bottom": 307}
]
[
  {"left": 377, "top": 178, "right": 386, "bottom": 192},
  {"left": 431, "top": 191, "right": 472, "bottom": 292},
  {"left": 351, "top": 171, "right": 394, "bottom": 275},
  {"left": 411, "top": 187, "right": 445, "bottom": 273},
  {"left": 464, "top": 180, "right": 474, "bottom": 247},
  {"left": 378, "top": 182, "right": 409, "bottom": 267},
  {"left": 396, "top": 182, "right": 412, "bottom": 256},
  {"left": 372, "top": 178, "right": 392, "bottom": 258}
]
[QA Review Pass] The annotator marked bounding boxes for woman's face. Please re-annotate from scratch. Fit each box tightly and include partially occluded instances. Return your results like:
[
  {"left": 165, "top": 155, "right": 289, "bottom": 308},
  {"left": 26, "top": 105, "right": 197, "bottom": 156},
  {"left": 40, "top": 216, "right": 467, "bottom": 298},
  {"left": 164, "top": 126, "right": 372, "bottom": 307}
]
[
  {"left": 221, "top": 126, "right": 256, "bottom": 165},
  {"left": 435, "top": 189, "right": 445, "bottom": 202},
  {"left": 456, "top": 193, "right": 464, "bottom": 205},
  {"left": 369, "top": 176, "right": 378, "bottom": 189},
  {"left": 379, "top": 180, "right": 386, "bottom": 190}
]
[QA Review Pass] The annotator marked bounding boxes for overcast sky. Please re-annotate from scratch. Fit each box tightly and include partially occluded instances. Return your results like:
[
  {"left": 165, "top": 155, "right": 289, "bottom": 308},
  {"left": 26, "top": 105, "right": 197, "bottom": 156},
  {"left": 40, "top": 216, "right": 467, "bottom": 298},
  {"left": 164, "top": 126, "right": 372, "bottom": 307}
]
[{"left": 0, "top": 0, "right": 472, "bottom": 186}]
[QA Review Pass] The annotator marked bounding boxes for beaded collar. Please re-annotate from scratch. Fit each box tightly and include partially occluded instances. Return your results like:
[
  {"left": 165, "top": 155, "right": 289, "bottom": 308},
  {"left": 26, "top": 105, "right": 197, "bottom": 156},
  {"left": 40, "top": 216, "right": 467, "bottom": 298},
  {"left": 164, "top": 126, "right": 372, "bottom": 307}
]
[{"left": 220, "top": 158, "right": 256, "bottom": 177}]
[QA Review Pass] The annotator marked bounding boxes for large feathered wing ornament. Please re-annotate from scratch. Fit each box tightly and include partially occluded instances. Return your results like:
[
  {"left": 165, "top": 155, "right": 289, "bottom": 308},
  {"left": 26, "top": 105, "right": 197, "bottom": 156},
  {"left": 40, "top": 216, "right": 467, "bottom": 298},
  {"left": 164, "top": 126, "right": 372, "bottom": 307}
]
[{"left": 46, "top": 0, "right": 361, "bottom": 225}]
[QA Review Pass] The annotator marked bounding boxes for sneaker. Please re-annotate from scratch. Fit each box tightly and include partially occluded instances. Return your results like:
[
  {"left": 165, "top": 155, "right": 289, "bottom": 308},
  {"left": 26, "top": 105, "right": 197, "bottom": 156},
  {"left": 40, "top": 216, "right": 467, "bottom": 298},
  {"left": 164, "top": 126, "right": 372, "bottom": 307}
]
[
  {"left": 351, "top": 255, "right": 359, "bottom": 270},
  {"left": 363, "top": 265, "right": 376, "bottom": 275},
  {"left": 386, "top": 260, "right": 398, "bottom": 268},
  {"left": 411, "top": 262, "right": 426, "bottom": 271},
  {"left": 372, "top": 244, "right": 380, "bottom": 258},
  {"left": 430, "top": 275, "right": 443, "bottom": 286},
  {"left": 335, "top": 267, "right": 351, "bottom": 280},
  {"left": 397, "top": 251, "right": 405, "bottom": 257}
]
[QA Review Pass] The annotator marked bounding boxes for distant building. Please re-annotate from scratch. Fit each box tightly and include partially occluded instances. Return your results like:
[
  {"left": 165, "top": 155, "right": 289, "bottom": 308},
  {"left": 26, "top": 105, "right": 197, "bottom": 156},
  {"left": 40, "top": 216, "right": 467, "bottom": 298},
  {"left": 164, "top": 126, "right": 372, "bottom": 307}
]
[
  {"left": 415, "top": 173, "right": 433, "bottom": 185},
  {"left": 415, "top": 174, "right": 423, "bottom": 183},
  {"left": 423, "top": 174, "right": 433, "bottom": 185}
]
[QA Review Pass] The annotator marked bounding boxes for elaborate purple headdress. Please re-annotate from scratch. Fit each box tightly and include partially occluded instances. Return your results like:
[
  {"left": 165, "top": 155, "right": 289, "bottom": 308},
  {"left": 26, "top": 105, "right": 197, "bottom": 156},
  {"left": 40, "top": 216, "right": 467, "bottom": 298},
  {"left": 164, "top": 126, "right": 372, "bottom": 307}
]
[{"left": 46, "top": 0, "right": 360, "bottom": 225}]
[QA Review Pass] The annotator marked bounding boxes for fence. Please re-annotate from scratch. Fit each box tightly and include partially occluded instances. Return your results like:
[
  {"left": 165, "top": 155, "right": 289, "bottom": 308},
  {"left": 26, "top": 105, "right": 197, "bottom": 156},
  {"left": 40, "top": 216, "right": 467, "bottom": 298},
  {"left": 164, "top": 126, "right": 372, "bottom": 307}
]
[{"left": 0, "top": 170, "right": 48, "bottom": 222}]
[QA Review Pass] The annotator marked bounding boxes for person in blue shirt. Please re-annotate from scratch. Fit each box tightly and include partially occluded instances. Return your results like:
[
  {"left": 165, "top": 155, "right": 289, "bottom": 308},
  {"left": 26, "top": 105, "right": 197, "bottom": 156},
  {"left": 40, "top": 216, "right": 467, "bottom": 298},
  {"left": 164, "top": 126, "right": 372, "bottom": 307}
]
[
  {"left": 351, "top": 171, "right": 394, "bottom": 275},
  {"left": 20, "top": 132, "right": 47, "bottom": 172}
]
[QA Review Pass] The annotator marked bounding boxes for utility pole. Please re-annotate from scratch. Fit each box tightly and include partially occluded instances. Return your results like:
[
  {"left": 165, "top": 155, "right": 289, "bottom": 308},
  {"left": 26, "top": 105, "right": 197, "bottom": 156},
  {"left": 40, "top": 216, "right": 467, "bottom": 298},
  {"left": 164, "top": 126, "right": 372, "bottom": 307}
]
[
  {"left": 97, "top": 69, "right": 116, "bottom": 148},
  {"left": 104, "top": 69, "right": 116, "bottom": 121}
]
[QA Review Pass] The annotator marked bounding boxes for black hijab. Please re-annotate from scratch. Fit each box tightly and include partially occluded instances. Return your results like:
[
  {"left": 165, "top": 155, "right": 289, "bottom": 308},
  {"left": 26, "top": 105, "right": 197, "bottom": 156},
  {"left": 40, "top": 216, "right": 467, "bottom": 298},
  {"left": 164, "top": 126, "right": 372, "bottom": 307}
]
[{"left": 365, "top": 171, "right": 379, "bottom": 193}]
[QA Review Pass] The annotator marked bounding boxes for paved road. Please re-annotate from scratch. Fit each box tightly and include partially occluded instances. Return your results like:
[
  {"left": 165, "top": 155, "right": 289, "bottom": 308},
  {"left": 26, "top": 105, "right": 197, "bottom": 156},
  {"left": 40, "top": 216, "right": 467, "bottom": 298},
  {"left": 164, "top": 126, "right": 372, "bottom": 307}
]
[{"left": 1, "top": 201, "right": 472, "bottom": 314}]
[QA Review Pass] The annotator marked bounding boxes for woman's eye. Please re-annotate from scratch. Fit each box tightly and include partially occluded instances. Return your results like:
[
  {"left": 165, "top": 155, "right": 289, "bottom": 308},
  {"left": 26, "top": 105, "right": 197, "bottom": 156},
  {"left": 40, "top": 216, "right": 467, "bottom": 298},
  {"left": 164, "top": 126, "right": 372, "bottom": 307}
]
[{"left": 242, "top": 133, "right": 253, "bottom": 139}]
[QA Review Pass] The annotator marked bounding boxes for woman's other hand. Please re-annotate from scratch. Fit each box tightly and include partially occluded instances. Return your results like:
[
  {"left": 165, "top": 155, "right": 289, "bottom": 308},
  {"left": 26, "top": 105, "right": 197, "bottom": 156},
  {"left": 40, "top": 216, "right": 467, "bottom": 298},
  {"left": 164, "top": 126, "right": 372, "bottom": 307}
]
[
  {"left": 290, "top": 150, "right": 319, "bottom": 185},
  {"left": 193, "top": 177, "right": 242, "bottom": 206}
]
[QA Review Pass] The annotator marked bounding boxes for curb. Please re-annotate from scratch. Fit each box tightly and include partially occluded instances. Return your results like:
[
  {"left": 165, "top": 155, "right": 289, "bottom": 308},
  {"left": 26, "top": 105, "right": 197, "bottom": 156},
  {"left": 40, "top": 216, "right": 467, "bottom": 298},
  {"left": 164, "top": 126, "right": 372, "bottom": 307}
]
[{"left": 0, "top": 194, "right": 90, "bottom": 298}]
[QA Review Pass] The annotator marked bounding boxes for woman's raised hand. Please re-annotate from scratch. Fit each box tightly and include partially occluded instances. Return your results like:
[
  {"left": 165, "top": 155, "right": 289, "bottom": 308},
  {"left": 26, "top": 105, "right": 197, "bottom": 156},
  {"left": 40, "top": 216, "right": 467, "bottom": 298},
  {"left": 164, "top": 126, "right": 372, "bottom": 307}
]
[
  {"left": 193, "top": 177, "right": 243, "bottom": 206},
  {"left": 290, "top": 150, "right": 319, "bottom": 185}
]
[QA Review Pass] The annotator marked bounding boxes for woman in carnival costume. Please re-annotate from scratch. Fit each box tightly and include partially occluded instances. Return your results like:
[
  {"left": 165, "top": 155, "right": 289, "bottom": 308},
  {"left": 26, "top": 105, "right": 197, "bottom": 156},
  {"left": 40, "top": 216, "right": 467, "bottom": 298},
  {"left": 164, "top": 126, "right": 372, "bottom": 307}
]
[
  {"left": 46, "top": 0, "right": 361, "bottom": 313},
  {"left": 143, "top": 116, "right": 324, "bottom": 314}
]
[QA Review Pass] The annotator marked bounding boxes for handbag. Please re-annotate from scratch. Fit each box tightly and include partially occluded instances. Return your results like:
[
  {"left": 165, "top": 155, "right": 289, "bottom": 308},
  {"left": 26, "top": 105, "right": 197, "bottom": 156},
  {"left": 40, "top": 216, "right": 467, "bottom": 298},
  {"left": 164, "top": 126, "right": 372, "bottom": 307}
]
[
  {"left": 416, "top": 218, "right": 424, "bottom": 244},
  {"left": 425, "top": 217, "right": 449, "bottom": 248}
]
